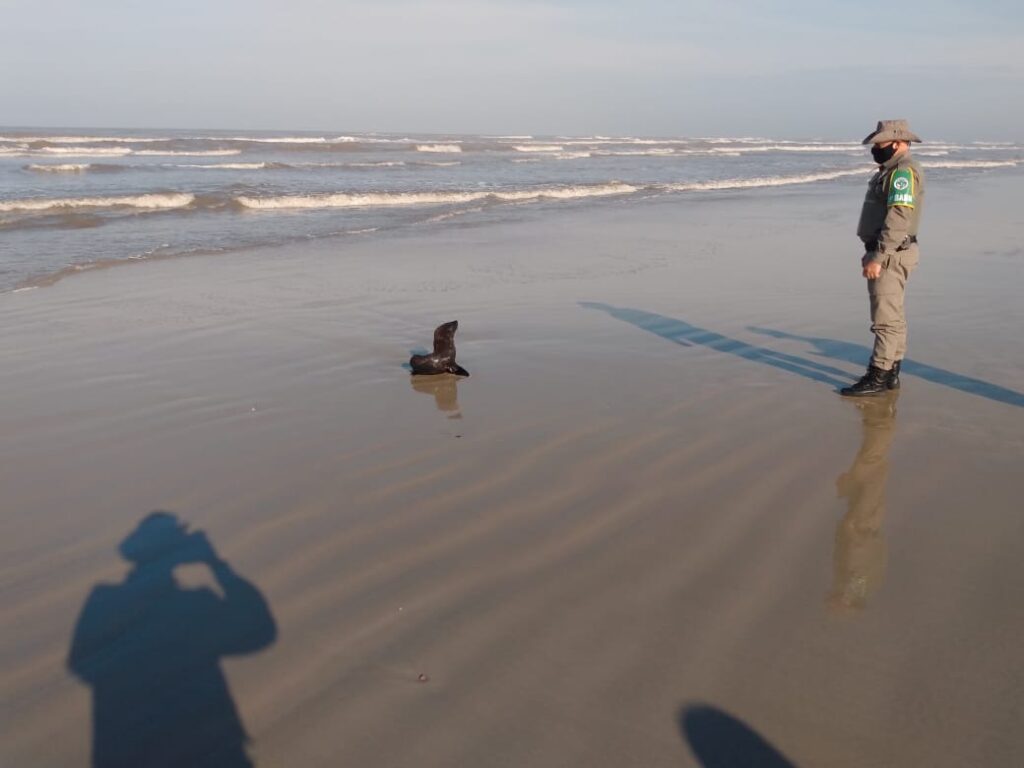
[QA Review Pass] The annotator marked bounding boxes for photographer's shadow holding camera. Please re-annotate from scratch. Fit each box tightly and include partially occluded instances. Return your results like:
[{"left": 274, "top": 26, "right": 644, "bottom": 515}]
[{"left": 68, "top": 511, "right": 277, "bottom": 768}]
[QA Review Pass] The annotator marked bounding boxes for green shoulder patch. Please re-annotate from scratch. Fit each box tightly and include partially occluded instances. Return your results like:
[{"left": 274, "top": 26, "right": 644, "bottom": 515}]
[{"left": 887, "top": 168, "right": 916, "bottom": 208}]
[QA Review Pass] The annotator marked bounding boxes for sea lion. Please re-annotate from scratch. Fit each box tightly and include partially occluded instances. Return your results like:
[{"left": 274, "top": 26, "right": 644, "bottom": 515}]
[{"left": 410, "top": 321, "right": 469, "bottom": 376}]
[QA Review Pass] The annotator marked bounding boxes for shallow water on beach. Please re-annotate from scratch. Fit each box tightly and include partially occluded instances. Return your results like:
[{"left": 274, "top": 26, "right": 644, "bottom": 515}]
[{"left": 1, "top": 128, "right": 1021, "bottom": 291}]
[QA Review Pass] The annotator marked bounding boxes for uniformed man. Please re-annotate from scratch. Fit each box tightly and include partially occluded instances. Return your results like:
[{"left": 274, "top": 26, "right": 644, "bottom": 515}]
[{"left": 841, "top": 119, "right": 924, "bottom": 397}]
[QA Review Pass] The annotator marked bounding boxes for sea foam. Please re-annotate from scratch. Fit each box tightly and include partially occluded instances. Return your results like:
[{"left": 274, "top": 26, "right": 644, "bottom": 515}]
[
  {"left": 920, "top": 160, "right": 1018, "bottom": 169},
  {"left": 220, "top": 136, "right": 328, "bottom": 144},
  {"left": 0, "top": 135, "right": 167, "bottom": 143},
  {"left": 31, "top": 146, "right": 134, "bottom": 156},
  {"left": 235, "top": 183, "right": 637, "bottom": 210},
  {"left": 26, "top": 164, "right": 92, "bottom": 173},
  {"left": 0, "top": 193, "right": 195, "bottom": 213},
  {"left": 135, "top": 150, "right": 242, "bottom": 157},
  {"left": 714, "top": 144, "right": 862, "bottom": 153},
  {"left": 595, "top": 148, "right": 677, "bottom": 156},
  {"left": 170, "top": 163, "right": 269, "bottom": 170},
  {"left": 512, "top": 145, "right": 564, "bottom": 152},
  {"left": 663, "top": 168, "right": 871, "bottom": 192},
  {"left": 348, "top": 161, "right": 408, "bottom": 168},
  {"left": 415, "top": 144, "right": 463, "bottom": 153}
]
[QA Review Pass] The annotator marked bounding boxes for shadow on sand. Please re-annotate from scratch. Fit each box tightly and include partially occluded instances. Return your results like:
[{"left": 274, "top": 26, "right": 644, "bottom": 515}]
[
  {"left": 680, "top": 704, "right": 798, "bottom": 768},
  {"left": 580, "top": 302, "right": 852, "bottom": 389},
  {"left": 579, "top": 302, "right": 1024, "bottom": 407},
  {"left": 749, "top": 327, "right": 1024, "bottom": 408},
  {"left": 68, "top": 511, "right": 277, "bottom": 768}
]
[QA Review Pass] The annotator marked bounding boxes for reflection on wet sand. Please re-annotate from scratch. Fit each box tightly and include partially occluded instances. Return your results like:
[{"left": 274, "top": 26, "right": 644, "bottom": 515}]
[
  {"left": 827, "top": 393, "right": 899, "bottom": 615},
  {"left": 410, "top": 373, "right": 463, "bottom": 419}
]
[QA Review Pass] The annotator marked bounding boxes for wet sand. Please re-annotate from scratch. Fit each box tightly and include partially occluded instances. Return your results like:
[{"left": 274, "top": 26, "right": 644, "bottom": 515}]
[{"left": 2, "top": 173, "right": 1023, "bottom": 767}]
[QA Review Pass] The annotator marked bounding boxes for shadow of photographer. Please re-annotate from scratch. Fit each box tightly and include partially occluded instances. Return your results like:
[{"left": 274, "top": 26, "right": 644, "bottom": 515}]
[
  {"left": 68, "top": 511, "right": 277, "bottom": 768},
  {"left": 680, "top": 704, "right": 798, "bottom": 767}
]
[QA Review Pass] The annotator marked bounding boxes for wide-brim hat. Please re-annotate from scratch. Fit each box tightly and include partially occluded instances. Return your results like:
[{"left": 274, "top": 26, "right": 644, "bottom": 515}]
[
  {"left": 862, "top": 119, "right": 922, "bottom": 144},
  {"left": 119, "top": 510, "right": 190, "bottom": 563}
]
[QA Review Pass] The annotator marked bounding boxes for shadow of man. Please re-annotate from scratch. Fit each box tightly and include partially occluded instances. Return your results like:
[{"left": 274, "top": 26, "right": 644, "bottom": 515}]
[
  {"left": 579, "top": 302, "right": 853, "bottom": 389},
  {"left": 68, "top": 511, "right": 277, "bottom": 768},
  {"left": 827, "top": 394, "right": 898, "bottom": 615},
  {"left": 680, "top": 704, "right": 798, "bottom": 767},
  {"left": 749, "top": 326, "right": 1024, "bottom": 408}
]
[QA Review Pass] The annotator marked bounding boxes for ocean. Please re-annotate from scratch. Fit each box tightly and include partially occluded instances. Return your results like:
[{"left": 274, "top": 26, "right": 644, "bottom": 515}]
[{"left": 1, "top": 128, "right": 1020, "bottom": 292}]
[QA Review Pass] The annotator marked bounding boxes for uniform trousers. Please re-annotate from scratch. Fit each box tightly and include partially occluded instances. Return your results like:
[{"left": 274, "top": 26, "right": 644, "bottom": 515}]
[{"left": 867, "top": 243, "right": 918, "bottom": 371}]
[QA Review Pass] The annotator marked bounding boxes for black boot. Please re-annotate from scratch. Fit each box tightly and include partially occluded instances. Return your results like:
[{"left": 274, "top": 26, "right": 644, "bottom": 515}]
[
  {"left": 840, "top": 366, "right": 889, "bottom": 397},
  {"left": 887, "top": 360, "right": 902, "bottom": 390}
]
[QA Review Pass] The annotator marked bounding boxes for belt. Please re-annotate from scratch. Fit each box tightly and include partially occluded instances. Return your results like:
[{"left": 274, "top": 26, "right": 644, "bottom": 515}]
[{"left": 865, "top": 235, "right": 917, "bottom": 252}]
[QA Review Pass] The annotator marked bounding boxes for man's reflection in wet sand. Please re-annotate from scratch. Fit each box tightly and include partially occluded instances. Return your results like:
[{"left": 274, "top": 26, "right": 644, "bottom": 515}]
[
  {"left": 827, "top": 393, "right": 899, "bottom": 615},
  {"left": 411, "top": 374, "right": 463, "bottom": 419}
]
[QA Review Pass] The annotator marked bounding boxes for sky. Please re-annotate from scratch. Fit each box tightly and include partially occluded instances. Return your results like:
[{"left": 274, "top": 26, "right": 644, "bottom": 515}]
[{"left": 1, "top": 0, "right": 1022, "bottom": 140}]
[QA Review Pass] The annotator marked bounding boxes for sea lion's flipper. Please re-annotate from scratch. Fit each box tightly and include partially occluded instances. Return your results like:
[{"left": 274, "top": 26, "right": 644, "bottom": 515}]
[
  {"left": 448, "top": 364, "right": 470, "bottom": 377},
  {"left": 432, "top": 321, "right": 458, "bottom": 357}
]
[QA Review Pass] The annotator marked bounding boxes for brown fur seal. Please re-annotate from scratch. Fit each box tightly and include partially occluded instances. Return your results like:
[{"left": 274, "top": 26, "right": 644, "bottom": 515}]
[{"left": 410, "top": 321, "right": 469, "bottom": 376}]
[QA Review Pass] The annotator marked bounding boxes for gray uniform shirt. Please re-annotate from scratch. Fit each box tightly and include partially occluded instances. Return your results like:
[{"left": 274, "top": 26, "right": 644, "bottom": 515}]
[{"left": 857, "top": 152, "right": 924, "bottom": 263}]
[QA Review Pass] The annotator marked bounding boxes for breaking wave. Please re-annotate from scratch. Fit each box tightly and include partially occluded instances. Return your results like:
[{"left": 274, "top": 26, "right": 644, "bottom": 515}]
[
  {"left": 224, "top": 136, "right": 327, "bottom": 143},
  {"left": 348, "top": 161, "right": 408, "bottom": 168},
  {"left": 920, "top": 160, "right": 1018, "bottom": 169},
  {"left": 415, "top": 144, "right": 462, "bottom": 153},
  {"left": 0, "top": 193, "right": 195, "bottom": 213},
  {"left": 0, "top": 135, "right": 168, "bottom": 143},
  {"left": 26, "top": 163, "right": 92, "bottom": 173},
  {"left": 235, "top": 183, "right": 638, "bottom": 210},
  {"left": 512, "top": 145, "right": 564, "bottom": 152},
  {"left": 663, "top": 168, "right": 872, "bottom": 192},
  {"left": 169, "top": 162, "right": 270, "bottom": 170},
  {"left": 135, "top": 149, "right": 242, "bottom": 157},
  {"left": 595, "top": 148, "right": 677, "bottom": 156},
  {"left": 714, "top": 144, "right": 862, "bottom": 153},
  {"left": 559, "top": 138, "right": 689, "bottom": 146},
  {"left": 27, "top": 146, "right": 134, "bottom": 156}
]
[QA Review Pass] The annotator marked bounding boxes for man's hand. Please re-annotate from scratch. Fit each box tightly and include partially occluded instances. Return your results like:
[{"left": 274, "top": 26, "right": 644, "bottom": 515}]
[
  {"left": 861, "top": 255, "right": 883, "bottom": 280},
  {"left": 181, "top": 530, "right": 220, "bottom": 565}
]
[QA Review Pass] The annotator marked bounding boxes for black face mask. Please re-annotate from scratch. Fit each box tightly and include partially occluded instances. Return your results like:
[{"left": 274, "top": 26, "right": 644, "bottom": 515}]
[{"left": 871, "top": 144, "right": 896, "bottom": 164}]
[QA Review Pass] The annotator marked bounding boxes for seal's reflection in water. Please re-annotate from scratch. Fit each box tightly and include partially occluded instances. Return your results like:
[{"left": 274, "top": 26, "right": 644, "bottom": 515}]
[
  {"left": 828, "top": 392, "right": 899, "bottom": 615},
  {"left": 410, "top": 373, "right": 463, "bottom": 419}
]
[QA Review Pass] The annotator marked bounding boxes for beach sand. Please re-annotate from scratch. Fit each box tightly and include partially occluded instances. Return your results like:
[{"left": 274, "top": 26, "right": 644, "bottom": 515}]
[{"left": 2, "top": 173, "right": 1023, "bottom": 767}]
